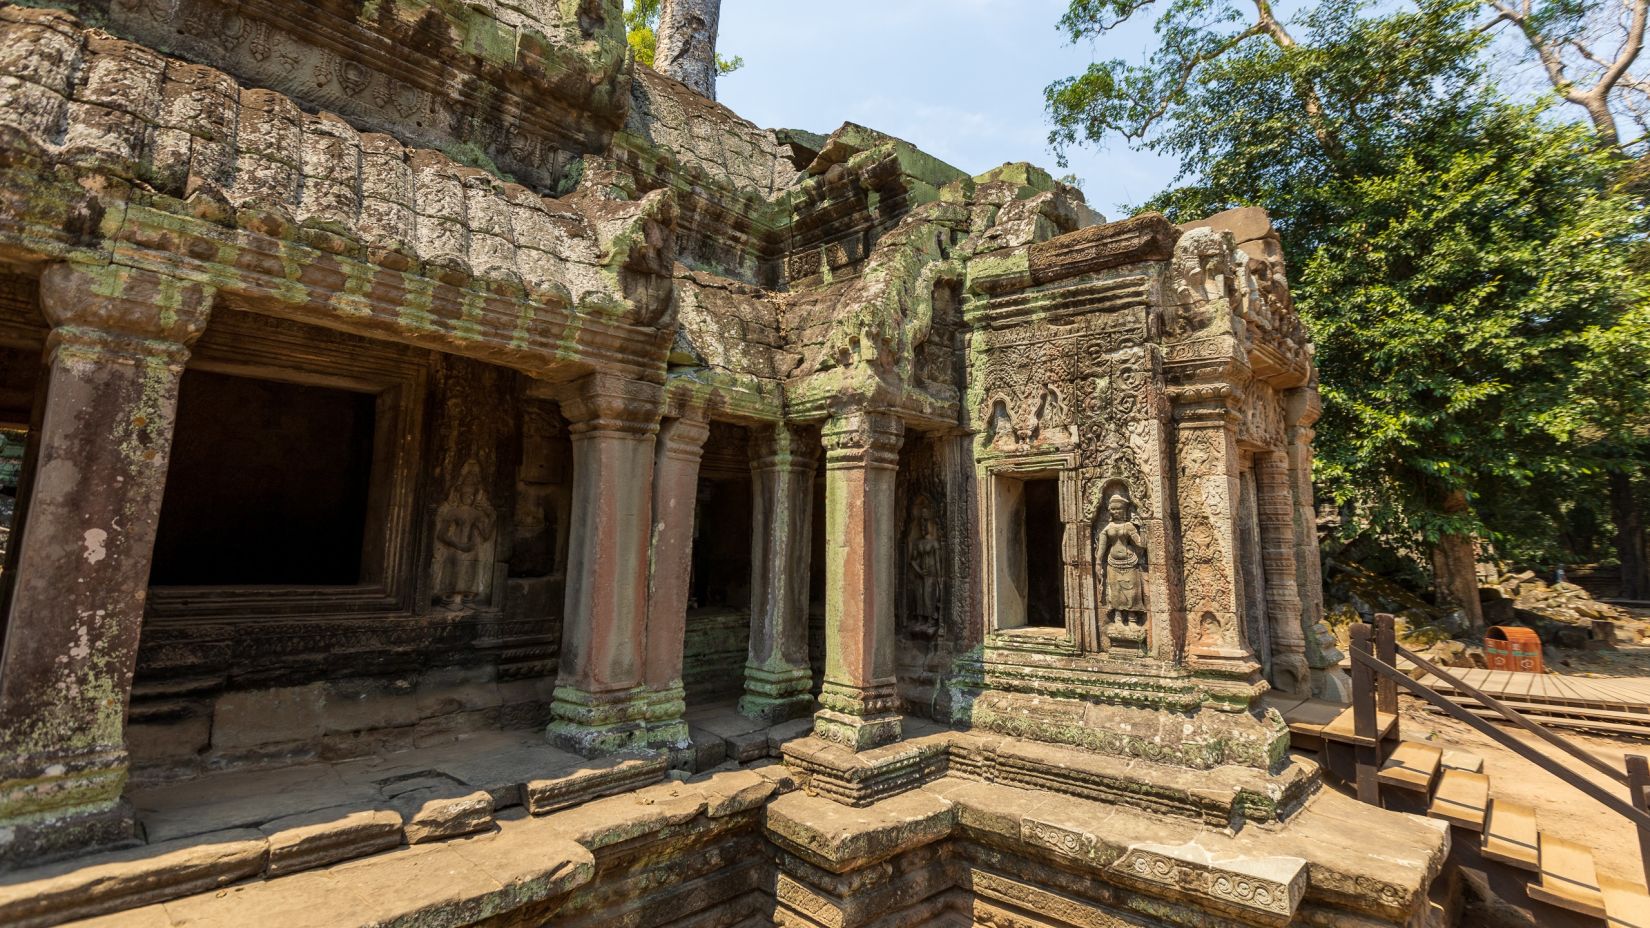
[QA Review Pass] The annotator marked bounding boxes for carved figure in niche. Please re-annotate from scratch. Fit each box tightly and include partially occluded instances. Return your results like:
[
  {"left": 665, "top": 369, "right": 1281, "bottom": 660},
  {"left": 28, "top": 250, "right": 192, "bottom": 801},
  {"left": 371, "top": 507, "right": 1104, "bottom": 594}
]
[
  {"left": 986, "top": 398, "right": 1018, "bottom": 451},
  {"left": 1097, "top": 492, "right": 1148, "bottom": 630},
  {"left": 907, "top": 498, "right": 943, "bottom": 638},
  {"left": 434, "top": 461, "right": 497, "bottom": 610},
  {"left": 1032, "top": 386, "right": 1071, "bottom": 445}
]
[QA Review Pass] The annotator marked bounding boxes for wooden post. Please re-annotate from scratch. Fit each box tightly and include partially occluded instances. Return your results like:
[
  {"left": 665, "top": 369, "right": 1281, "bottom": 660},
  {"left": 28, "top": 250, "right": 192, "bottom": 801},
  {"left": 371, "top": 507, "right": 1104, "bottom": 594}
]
[
  {"left": 1350, "top": 622, "right": 1380, "bottom": 804},
  {"left": 1375, "top": 612, "right": 1399, "bottom": 717},
  {"left": 1628, "top": 754, "right": 1650, "bottom": 891}
]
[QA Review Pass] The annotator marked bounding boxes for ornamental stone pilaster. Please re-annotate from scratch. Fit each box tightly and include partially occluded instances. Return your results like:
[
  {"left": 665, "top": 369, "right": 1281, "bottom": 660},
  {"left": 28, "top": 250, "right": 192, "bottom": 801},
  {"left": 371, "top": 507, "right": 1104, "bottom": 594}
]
[
  {"left": 0, "top": 262, "right": 213, "bottom": 865},
  {"left": 641, "top": 414, "right": 710, "bottom": 748},
  {"left": 740, "top": 424, "right": 820, "bottom": 725},
  {"left": 1168, "top": 383, "right": 1261, "bottom": 681},
  {"left": 546, "top": 374, "right": 667, "bottom": 756},
  {"left": 814, "top": 411, "right": 905, "bottom": 751}
]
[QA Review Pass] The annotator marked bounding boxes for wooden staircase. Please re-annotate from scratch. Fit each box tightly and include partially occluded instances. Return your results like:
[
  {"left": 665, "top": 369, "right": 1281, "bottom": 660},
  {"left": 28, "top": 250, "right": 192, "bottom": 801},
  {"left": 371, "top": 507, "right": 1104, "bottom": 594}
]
[
  {"left": 1267, "top": 613, "right": 1650, "bottom": 927},
  {"left": 1266, "top": 691, "right": 1650, "bottom": 926}
]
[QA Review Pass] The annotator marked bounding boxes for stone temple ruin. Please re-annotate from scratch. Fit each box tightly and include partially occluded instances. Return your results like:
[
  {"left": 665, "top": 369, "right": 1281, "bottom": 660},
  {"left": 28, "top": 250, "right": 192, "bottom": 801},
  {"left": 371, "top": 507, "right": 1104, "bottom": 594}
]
[{"left": 0, "top": 2, "right": 1451, "bottom": 925}]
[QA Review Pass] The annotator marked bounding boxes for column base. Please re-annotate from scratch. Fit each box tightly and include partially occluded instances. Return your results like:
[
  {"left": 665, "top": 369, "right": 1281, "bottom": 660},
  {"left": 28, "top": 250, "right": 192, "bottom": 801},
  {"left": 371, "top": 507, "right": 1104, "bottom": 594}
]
[
  {"left": 546, "top": 685, "right": 680, "bottom": 757},
  {"left": 0, "top": 748, "right": 128, "bottom": 825},
  {"left": 0, "top": 799, "right": 137, "bottom": 871},
  {"left": 738, "top": 664, "right": 814, "bottom": 725},
  {"left": 815, "top": 680, "right": 903, "bottom": 751}
]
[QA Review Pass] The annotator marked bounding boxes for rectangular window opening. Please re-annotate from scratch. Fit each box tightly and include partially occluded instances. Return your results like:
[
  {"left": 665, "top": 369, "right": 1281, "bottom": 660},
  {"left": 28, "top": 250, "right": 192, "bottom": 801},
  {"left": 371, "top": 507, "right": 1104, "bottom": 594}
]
[{"left": 149, "top": 369, "right": 378, "bottom": 587}]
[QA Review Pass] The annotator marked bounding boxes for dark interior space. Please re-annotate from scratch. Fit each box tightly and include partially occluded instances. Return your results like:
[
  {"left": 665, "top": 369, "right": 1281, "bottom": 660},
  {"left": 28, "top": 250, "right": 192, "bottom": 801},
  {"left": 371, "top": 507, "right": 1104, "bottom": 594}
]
[
  {"left": 150, "top": 369, "right": 377, "bottom": 586},
  {"left": 1024, "top": 478, "right": 1064, "bottom": 628},
  {"left": 690, "top": 475, "right": 753, "bottom": 611}
]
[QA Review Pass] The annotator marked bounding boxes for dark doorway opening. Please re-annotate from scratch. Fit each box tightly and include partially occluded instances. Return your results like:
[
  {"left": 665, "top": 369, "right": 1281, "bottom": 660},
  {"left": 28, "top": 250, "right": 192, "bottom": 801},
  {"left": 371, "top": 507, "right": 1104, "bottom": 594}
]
[
  {"left": 683, "top": 422, "right": 754, "bottom": 707},
  {"left": 150, "top": 369, "right": 377, "bottom": 586},
  {"left": 1024, "top": 478, "right": 1064, "bottom": 628}
]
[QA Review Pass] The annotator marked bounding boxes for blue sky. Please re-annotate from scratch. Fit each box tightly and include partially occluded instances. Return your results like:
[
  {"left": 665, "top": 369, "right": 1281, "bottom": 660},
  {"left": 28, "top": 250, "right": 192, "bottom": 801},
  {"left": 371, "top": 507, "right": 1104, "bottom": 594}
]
[{"left": 714, "top": 0, "right": 1182, "bottom": 218}]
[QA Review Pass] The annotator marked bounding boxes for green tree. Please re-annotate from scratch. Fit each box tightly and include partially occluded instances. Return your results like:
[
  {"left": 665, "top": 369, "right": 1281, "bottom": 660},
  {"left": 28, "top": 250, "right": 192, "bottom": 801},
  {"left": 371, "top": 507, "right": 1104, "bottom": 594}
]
[
  {"left": 1046, "top": 0, "right": 1650, "bottom": 618},
  {"left": 625, "top": 0, "right": 743, "bottom": 78}
]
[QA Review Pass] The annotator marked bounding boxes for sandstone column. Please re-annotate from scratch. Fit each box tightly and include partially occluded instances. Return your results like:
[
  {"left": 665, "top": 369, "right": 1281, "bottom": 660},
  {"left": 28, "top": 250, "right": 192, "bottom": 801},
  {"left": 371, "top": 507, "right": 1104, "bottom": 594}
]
[
  {"left": 1256, "top": 450, "right": 1311, "bottom": 695},
  {"left": 0, "top": 263, "right": 212, "bottom": 864},
  {"left": 814, "top": 412, "right": 905, "bottom": 750},
  {"left": 641, "top": 414, "right": 710, "bottom": 748},
  {"left": 547, "top": 375, "right": 664, "bottom": 756},
  {"left": 1286, "top": 386, "right": 1349, "bottom": 700},
  {"left": 740, "top": 424, "right": 819, "bottom": 725}
]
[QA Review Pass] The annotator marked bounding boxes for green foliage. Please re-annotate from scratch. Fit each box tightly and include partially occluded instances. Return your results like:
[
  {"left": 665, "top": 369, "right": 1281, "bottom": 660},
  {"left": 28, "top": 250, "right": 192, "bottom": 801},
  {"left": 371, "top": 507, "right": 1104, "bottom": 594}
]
[
  {"left": 624, "top": 0, "right": 743, "bottom": 75},
  {"left": 1048, "top": 0, "right": 1650, "bottom": 570}
]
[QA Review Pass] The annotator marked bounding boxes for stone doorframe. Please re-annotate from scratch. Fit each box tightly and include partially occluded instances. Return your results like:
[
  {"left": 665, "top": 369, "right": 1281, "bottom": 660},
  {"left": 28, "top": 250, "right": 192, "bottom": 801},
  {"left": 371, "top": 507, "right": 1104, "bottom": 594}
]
[{"left": 977, "top": 450, "right": 1080, "bottom": 646}]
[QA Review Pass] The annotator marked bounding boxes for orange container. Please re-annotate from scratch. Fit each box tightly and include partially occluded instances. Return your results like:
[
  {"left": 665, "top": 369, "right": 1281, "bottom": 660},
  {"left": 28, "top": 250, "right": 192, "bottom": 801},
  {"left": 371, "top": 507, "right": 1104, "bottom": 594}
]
[{"left": 1484, "top": 626, "right": 1543, "bottom": 673}]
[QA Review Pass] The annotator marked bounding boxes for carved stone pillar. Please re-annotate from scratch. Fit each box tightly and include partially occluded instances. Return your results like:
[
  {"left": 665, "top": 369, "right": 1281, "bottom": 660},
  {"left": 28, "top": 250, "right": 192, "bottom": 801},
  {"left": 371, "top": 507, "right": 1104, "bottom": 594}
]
[
  {"left": 1171, "top": 388, "right": 1261, "bottom": 678},
  {"left": 547, "top": 375, "right": 665, "bottom": 756},
  {"left": 0, "top": 263, "right": 212, "bottom": 864},
  {"left": 740, "top": 424, "right": 819, "bottom": 725},
  {"left": 1285, "top": 387, "right": 1349, "bottom": 700},
  {"left": 814, "top": 411, "right": 905, "bottom": 751},
  {"left": 1256, "top": 450, "right": 1311, "bottom": 695},
  {"left": 641, "top": 414, "right": 710, "bottom": 748}
]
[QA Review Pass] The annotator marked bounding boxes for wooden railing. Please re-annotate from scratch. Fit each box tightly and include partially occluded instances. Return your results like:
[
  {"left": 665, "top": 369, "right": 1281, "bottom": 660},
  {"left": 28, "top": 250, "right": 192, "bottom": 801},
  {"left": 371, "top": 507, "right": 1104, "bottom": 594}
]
[{"left": 1348, "top": 613, "right": 1650, "bottom": 887}]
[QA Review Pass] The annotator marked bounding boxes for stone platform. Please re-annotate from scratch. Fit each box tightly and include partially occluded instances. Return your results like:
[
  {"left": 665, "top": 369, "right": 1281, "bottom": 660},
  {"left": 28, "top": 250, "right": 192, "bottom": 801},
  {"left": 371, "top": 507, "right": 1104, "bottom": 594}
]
[{"left": 18, "top": 752, "right": 1447, "bottom": 928}]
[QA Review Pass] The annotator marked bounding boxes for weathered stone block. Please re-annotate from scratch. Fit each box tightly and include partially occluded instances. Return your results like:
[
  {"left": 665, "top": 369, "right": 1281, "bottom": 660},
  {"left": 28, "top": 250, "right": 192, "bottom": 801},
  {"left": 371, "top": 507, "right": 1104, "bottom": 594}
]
[
  {"left": 0, "top": 830, "right": 267, "bottom": 928},
  {"left": 394, "top": 788, "right": 495, "bottom": 845},
  {"left": 260, "top": 805, "right": 404, "bottom": 877}
]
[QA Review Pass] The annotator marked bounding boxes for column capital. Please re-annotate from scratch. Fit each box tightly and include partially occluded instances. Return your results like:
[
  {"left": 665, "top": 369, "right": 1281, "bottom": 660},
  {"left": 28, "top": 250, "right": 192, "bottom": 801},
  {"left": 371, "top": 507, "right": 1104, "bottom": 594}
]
[
  {"left": 559, "top": 374, "right": 663, "bottom": 437},
  {"left": 749, "top": 422, "right": 820, "bottom": 475},
  {"left": 1284, "top": 385, "right": 1321, "bottom": 432},
  {"left": 1166, "top": 381, "right": 1241, "bottom": 428},
  {"left": 658, "top": 414, "right": 711, "bottom": 456},
  {"left": 821, "top": 411, "right": 904, "bottom": 469},
  {"left": 39, "top": 262, "right": 214, "bottom": 356}
]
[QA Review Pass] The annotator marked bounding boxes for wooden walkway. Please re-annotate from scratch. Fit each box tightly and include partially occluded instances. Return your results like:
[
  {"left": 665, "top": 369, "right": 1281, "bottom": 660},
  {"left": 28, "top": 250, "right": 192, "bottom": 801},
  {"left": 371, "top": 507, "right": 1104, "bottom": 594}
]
[{"left": 1426, "top": 668, "right": 1650, "bottom": 737}]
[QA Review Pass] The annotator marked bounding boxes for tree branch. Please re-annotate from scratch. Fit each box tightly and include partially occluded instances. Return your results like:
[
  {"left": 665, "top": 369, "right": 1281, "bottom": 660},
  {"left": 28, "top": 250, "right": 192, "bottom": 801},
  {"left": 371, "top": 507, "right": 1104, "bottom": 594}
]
[{"left": 1252, "top": 0, "right": 1345, "bottom": 159}]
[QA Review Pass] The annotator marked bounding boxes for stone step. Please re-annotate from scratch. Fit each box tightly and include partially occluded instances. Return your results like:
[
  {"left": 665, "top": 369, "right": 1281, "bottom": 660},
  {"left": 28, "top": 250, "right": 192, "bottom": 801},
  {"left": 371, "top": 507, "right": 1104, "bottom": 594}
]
[
  {"left": 1480, "top": 799, "right": 1539, "bottom": 871},
  {"left": 1377, "top": 741, "right": 1441, "bottom": 792},
  {"left": 1529, "top": 833, "right": 1608, "bottom": 919},
  {"left": 1600, "top": 873, "right": 1650, "bottom": 928},
  {"left": 1427, "top": 769, "right": 1489, "bottom": 832}
]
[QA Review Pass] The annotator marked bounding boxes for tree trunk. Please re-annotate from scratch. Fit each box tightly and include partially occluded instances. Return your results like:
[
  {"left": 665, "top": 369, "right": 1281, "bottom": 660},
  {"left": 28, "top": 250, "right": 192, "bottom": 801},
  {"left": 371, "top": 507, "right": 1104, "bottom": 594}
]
[
  {"left": 655, "top": 0, "right": 720, "bottom": 100},
  {"left": 1613, "top": 470, "right": 1649, "bottom": 600},
  {"left": 1431, "top": 489, "right": 1485, "bottom": 631}
]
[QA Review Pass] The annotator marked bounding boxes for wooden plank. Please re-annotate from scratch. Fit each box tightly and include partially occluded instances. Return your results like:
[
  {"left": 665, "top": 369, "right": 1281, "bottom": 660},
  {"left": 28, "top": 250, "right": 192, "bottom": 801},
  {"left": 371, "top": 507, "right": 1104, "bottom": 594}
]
[
  {"left": 1378, "top": 742, "right": 1442, "bottom": 792},
  {"left": 1429, "top": 769, "right": 1489, "bottom": 832},
  {"left": 1481, "top": 799, "right": 1539, "bottom": 871},
  {"left": 1602, "top": 874, "right": 1650, "bottom": 928},
  {"left": 1323, "top": 706, "right": 1398, "bottom": 747},
  {"left": 1440, "top": 748, "right": 1485, "bottom": 774},
  {"left": 1530, "top": 834, "right": 1607, "bottom": 918}
]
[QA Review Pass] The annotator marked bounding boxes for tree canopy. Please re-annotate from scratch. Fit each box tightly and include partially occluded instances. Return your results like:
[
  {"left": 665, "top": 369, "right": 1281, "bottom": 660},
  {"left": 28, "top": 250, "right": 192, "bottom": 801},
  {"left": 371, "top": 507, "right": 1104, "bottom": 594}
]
[{"left": 1047, "top": 0, "right": 1650, "bottom": 599}]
